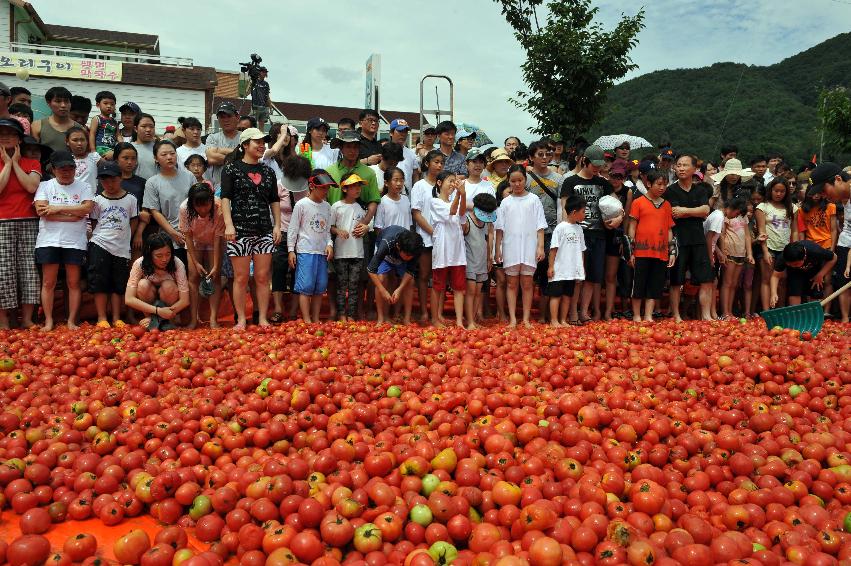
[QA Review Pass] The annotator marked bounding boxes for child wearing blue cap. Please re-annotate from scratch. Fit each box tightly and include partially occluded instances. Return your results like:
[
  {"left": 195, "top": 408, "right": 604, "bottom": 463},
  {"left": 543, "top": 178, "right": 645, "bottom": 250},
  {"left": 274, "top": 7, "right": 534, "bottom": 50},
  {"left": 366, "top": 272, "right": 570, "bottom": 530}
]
[{"left": 463, "top": 193, "right": 496, "bottom": 329}]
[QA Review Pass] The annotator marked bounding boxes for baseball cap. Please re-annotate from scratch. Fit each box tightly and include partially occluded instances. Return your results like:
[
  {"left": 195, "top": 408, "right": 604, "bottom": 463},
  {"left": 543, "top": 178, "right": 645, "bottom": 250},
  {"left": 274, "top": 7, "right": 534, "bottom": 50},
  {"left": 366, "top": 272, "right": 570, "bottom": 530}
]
[
  {"left": 238, "top": 127, "right": 269, "bottom": 145},
  {"left": 119, "top": 101, "right": 141, "bottom": 114},
  {"left": 638, "top": 159, "right": 656, "bottom": 174},
  {"left": 609, "top": 159, "right": 629, "bottom": 176},
  {"left": 455, "top": 129, "right": 476, "bottom": 142},
  {"left": 50, "top": 150, "right": 76, "bottom": 169},
  {"left": 96, "top": 161, "right": 121, "bottom": 178},
  {"left": 0, "top": 117, "right": 24, "bottom": 137},
  {"left": 341, "top": 174, "right": 367, "bottom": 189},
  {"left": 423, "top": 124, "right": 437, "bottom": 135},
  {"left": 306, "top": 117, "right": 329, "bottom": 131},
  {"left": 389, "top": 119, "right": 410, "bottom": 132},
  {"left": 215, "top": 101, "right": 238, "bottom": 116},
  {"left": 466, "top": 148, "right": 486, "bottom": 162},
  {"left": 583, "top": 145, "right": 605, "bottom": 167},
  {"left": 809, "top": 162, "right": 845, "bottom": 193},
  {"left": 659, "top": 148, "right": 675, "bottom": 161}
]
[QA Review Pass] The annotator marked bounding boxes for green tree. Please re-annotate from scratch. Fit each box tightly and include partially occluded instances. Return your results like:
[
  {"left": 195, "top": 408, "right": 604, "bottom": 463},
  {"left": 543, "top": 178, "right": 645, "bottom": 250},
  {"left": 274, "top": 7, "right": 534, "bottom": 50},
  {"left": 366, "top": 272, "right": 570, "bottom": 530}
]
[
  {"left": 819, "top": 87, "right": 851, "bottom": 155},
  {"left": 495, "top": 0, "right": 645, "bottom": 141}
]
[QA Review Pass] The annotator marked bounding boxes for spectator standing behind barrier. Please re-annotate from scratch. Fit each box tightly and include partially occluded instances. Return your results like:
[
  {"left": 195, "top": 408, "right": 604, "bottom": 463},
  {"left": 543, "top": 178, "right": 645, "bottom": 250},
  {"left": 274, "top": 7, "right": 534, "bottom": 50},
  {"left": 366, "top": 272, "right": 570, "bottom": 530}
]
[
  {"left": 0, "top": 117, "right": 42, "bottom": 329},
  {"left": 205, "top": 102, "right": 241, "bottom": 191},
  {"left": 10, "top": 86, "right": 30, "bottom": 108},
  {"left": 132, "top": 113, "right": 158, "bottom": 179},
  {"left": 33, "top": 87, "right": 78, "bottom": 153}
]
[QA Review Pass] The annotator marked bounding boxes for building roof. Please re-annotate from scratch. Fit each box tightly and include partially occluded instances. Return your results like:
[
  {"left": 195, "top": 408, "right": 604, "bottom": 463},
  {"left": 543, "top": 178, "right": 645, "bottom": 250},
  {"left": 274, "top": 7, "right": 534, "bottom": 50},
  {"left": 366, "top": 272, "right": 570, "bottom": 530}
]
[
  {"left": 123, "top": 63, "right": 217, "bottom": 91},
  {"left": 43, "top": 24, "right": 159, "bottom": 52},
  {"left": 213, "top": 96, "right": 425, "bottom": 129}
]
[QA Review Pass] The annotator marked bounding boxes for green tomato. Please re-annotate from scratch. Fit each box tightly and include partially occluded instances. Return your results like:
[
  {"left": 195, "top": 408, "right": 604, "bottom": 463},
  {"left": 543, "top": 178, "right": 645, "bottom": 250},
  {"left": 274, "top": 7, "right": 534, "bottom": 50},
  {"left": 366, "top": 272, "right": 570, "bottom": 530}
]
[
  {"left": 428, "top": 541, "right": 458, "bottom": 566},
  {"left": 188, "top": 494, "right": 211, "bottom": 520},
  {"left": 421, "top": 474, "right": 440, "bottom": 496},
  {"left": 789, "top": 384, "right": 805, "bottom": 398},
  {"left": 538, "top": 419, "right": 550, "bottom": 427},
  {"left": 387, "top": 385, "right": 402, "bottom": 398},
  {"left": 844, "top": 511, "right": 851, "bottom": 533},
  {"left": 410, "top": 503, "right": 433, "bottom": 526},
  {"left": 752, "top": 543, "right": 766, "bottom": 551}
]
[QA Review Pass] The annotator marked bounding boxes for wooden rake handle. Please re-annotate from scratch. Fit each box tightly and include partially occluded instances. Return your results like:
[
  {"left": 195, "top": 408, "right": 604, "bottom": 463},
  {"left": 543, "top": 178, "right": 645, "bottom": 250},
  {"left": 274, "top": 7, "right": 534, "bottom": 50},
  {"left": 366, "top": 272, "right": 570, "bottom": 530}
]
[{"left": 820, "top": 278, "right": 851, "bottom": 307}]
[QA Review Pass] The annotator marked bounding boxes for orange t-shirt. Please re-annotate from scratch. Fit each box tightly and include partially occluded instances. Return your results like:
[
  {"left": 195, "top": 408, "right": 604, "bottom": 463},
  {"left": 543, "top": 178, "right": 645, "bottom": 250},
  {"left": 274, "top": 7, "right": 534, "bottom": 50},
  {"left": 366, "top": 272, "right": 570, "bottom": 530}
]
[
  {"left": 797, "top": 203, "right": 836, "bottom": 249},
  {"left": 629, "top": 195, "right": 674, "bottom": 260}
]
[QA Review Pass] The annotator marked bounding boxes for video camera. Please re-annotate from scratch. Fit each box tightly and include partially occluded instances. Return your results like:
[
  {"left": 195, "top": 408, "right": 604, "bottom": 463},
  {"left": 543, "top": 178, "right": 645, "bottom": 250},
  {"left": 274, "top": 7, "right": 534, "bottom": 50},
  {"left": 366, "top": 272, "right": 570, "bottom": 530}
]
[{"left": 239, "top": 53, "right": 264, "bottom": 82}]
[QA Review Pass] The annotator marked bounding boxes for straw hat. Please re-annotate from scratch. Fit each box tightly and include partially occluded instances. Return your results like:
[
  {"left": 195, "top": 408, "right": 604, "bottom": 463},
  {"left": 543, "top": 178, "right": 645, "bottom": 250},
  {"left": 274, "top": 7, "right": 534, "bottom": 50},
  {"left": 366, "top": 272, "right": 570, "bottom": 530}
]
[
  {"left": 711, "top": 158, "right": 754, "bottom": 183},
  {"left": 486, "top": 148, "right": 513, "bottom": 172}
]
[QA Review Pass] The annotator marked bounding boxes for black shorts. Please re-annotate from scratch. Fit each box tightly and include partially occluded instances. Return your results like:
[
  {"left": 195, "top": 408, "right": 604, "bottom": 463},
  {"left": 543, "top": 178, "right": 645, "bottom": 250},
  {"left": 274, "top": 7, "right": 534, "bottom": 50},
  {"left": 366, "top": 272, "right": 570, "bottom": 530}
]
[
  {"left": 34, "top": 246, "right": 86, "bottom": 265},
  {"left": 632, "top": 257, "right": 668, "bottom": 299},
  {"left": 787, "top": 268, "right": 824, "bottom": 299},
  {"left": 605, "top": 229, "right": 623, "bottom": 257},
  {"left": 534, "top": 232, "right": 553, "bottom": 289},
  {"left": 271, "top": 237, "right": 290, "bottom": 292},
  {"left": 670, "top": 242, "right": 714, "bottom": 285},
  {"left": 834, "top": 246, "right": 850, "bottom": 289},
  {"left": 173, "top": 247, "right": 188, "bottom": 268},
  {"left": 87, "top": 242, "right": 130, "bottom": 295},
  {"left": 544, "top": 279, "right": 576, "bottom": 297},
  {"left": 583, "top": 231, "right": 606, "bottom": 284}
]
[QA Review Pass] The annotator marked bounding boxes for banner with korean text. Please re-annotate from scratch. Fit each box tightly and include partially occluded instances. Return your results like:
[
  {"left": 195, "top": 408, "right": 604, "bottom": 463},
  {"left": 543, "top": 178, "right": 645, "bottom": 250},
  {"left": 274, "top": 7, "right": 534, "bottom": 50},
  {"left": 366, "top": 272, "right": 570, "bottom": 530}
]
[{"left": 0, "top": 52, "right": 122, "bottom": 82}]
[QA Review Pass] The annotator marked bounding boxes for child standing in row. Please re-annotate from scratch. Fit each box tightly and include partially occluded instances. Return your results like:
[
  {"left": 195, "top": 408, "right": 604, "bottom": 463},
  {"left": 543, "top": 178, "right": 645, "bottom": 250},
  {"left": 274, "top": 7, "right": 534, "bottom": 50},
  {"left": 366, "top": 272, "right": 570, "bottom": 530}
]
[
  {"left": 757, "top": 177, "right": 797, "bottom": 310},
  {"left": 180, "top": 183, "right": 224, "bottom": 328},
  {"left": 66, "top": 126, "right": 101, "bottom": 194},
  {"left": 88, "top": 162, "right": 138, "bottom": 327},
  {"left": 331, "top": 173, "right": 367, "bottom": 322},
  {"left": 34, "top": 151, "right": 94, "bottom": 330},
  {"left": 288, "top": 170, "right": 334, "bottom": 323},
  {"left": 411, "top": 150, "right": 444, "bottom": 322},
  {"left": 430, "top": 171, "right": 466, "bottom": 327},
  {"left": 494, "top": 165, "right": 546, "bottom": 327},
  {"left": 627, "top": 170, "right": 675, "bottom": 322},
  {"left": 88, "top": 91, "right": 118, "bottom": 157},
  {"left": 546, "top": 195, "right": 586, "bottom": 326},
  {"left": 718, "top": 197, "right": 754, "bottom": 319},
  {"left": 375, "top": 167, "right": 411, "bottom": 232},
  {"left": 463, "top": 193, "right": 496, "bottom": 329}
]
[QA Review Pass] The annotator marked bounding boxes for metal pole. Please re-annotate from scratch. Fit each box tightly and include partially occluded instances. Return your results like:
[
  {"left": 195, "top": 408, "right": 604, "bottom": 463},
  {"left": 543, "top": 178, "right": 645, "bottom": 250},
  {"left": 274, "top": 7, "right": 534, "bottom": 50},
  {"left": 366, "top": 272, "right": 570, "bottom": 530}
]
[{"left": 819, "top": 95, "right": 826, "bottom": 163}]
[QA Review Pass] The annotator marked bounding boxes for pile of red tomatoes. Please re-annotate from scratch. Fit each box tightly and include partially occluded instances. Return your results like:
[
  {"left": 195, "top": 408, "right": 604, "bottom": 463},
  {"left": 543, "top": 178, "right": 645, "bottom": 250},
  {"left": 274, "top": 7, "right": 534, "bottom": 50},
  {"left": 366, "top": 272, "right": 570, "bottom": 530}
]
[{"left": 0, "top": 319, "right": 851, "bottom": 566}]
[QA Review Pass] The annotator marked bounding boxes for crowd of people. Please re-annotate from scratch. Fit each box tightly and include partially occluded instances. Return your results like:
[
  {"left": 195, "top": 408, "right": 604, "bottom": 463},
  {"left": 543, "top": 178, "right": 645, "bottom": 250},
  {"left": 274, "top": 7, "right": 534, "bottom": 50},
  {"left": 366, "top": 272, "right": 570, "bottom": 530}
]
[{"left": 1, "top": 80, "right": 850, "bottom": 331}]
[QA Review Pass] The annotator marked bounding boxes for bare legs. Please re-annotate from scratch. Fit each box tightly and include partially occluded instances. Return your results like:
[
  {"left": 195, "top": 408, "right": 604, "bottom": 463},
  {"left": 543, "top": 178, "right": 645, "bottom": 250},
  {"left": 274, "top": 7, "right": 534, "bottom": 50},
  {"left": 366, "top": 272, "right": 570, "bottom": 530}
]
[{"left": 41, "top": 264, "right": 81, "bottom": 330}]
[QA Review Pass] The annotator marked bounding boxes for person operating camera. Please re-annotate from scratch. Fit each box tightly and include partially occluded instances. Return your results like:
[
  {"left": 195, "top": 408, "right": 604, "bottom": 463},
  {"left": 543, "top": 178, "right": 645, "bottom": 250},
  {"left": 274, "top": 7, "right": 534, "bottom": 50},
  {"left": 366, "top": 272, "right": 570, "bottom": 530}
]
[{"left": 251, "top": 67, "right": 270, "bottom": 131}]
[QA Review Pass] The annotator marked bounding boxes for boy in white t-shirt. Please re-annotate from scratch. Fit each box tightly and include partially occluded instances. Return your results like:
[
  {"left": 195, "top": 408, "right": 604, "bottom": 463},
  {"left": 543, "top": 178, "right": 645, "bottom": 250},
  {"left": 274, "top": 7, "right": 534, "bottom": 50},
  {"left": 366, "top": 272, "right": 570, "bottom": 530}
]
[
  {"left": 331, "top": 173, "right": 367, "bottom": 321},
  {"left": 547, "top": 194, "right": 587, "bottom": 326},
  {"left": 88, "top": 162, "right": 139, "bottom": 327},
  {"left": 703, "top": 207, "right": 725, "bottom": 320},
  {"left": 34, "top": 151, "right": 95, "bottom": 330},
  {"left": 288, "top": 170, "right": 334, "bottom": 323}
]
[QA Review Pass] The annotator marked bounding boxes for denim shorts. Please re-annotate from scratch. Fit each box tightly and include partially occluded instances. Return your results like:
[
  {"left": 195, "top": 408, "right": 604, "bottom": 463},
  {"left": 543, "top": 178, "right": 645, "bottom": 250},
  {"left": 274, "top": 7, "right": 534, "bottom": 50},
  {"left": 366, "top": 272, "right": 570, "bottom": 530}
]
[{"left": 294, "top": 253, "right": 328, "bottom": 295}]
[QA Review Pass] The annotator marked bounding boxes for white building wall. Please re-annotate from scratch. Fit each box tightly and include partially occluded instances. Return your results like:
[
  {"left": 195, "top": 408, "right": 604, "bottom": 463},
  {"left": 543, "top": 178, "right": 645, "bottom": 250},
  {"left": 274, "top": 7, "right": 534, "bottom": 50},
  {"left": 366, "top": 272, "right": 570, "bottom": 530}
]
[{"left": 0, "top": 1, "right": 11, "bottom": 44}]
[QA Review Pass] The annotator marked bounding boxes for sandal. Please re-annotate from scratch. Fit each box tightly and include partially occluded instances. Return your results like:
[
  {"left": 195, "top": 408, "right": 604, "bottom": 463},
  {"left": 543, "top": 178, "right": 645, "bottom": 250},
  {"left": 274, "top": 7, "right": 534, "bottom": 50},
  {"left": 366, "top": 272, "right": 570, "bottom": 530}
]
[{"left": 568, "top": 319, "right": 584, "bottom": 326}]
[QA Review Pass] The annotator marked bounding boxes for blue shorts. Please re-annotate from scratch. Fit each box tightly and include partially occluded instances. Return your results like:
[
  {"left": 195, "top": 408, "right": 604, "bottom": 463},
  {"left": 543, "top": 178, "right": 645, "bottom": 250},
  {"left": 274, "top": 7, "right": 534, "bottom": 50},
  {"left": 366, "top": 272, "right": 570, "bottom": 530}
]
[
  {"left": 294, "top": 253, "right": 328, "bottom": 295},
  {"left": 376, "top": 259, "right": 406, "bottom": 278}
]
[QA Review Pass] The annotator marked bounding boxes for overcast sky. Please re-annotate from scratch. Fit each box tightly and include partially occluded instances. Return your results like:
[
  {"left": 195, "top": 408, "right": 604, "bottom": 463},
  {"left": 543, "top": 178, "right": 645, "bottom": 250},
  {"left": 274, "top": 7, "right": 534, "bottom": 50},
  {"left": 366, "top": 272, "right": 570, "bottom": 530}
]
[{"left": 38, "top": 0, "right": 851, "bottom": 145}]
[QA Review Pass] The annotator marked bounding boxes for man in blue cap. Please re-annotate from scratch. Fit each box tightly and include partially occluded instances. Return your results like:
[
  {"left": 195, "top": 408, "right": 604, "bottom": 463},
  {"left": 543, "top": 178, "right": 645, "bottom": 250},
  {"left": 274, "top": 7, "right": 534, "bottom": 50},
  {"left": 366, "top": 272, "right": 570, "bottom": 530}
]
[{"left": 388, "top": 118, "right": 420, "bottom": 189}]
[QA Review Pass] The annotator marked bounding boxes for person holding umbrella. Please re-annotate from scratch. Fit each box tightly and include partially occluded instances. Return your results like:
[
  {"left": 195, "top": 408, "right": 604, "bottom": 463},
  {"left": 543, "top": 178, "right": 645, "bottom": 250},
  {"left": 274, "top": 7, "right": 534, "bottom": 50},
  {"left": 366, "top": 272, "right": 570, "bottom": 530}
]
[{"left": 455, "top": 130, "right": 476, "bottom": 160}]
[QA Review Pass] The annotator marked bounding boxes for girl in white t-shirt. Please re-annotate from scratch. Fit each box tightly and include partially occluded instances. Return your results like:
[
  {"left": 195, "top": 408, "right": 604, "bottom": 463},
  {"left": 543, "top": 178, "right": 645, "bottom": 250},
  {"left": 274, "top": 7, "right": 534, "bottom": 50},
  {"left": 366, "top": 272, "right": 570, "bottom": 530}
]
[
  {"left": 756, "top": 177, "right": 797, "bottom": 310},
  {"left": 410, "top": 150, "right": 444, "bottom": 322},
  {"left": 430, "top": 171, "right": 467, "bottom": 327},
  {"left": 494, "top": 165, "right": 547, "bottom": 327},
  {"left": 375, "top": 167, "right": 412, "bottom": 233}
]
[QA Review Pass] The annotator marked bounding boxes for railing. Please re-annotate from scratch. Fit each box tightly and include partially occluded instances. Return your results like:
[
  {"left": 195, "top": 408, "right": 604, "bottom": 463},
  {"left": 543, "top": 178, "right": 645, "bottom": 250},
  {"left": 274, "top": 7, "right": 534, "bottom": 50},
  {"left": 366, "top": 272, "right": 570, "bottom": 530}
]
[{"left": 0, "top": 42, "right": 194, "bottom": 67}]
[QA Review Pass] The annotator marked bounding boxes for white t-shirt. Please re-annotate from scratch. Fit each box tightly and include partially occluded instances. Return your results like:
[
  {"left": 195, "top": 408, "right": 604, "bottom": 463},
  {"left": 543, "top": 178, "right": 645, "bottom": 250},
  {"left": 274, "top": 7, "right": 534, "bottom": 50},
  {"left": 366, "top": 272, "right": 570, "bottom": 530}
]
[
  {"left": 176, "top": 144, "right": 207, "bottom": 170},
  {"left": 411, "top": 179, "right": 436, "bottom": 246},
  {"left": 399, "top": 146, "right": 419, "bottom": 190},
  {"left": 74, "top": 152, "right": 100, "bottom": 194},
  {"left": 331, "top": 200, "right": 366, "bottom": 259},
  {"left": 839, "top": 200, "right": 851, "bottom": 249},
  {"left": 369, "top": 164, "right": 387, "bottom": 195},
  {"left": 261, "top": 157, "right": 284, "bottom": 186},
  {"left": 375, "top": 194, "right": 412, "bottom": 230},
  {"left": 287, "top": 197, "right": 332, "bottom": 254},
  {"left": 430, "top": 197, "right": 467, "bottom": 268},
  {"left": 35, "top": 178, "right": 94, "bottom": 251},
  {"left": 494, "top": 192, "right": 547, "bottom": 268},
  {"left": 298, "top": 144, "right": 336, "bottom": 171},
  {"left": 464, "top": 179, "right": 495, "bottom": 207},
  {"left": 90, "top": 192, "right": 139, "bottom": 258},
  {"left": 549, "top": 222, "right": 586, "bottom": 281},
  {"left": 703, "top": 209, "right": 724, "bottom": 235}
]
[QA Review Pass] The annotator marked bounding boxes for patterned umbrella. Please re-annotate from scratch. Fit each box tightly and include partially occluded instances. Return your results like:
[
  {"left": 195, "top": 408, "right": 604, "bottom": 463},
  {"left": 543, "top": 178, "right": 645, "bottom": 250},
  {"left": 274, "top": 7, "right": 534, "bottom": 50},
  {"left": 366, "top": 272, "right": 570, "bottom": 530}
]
[
  {"left": 455, "top": 123, "right": 493, "bottom": 147},
  {"left": 591, "top": 134, "right": 653, "bottom": 151}
]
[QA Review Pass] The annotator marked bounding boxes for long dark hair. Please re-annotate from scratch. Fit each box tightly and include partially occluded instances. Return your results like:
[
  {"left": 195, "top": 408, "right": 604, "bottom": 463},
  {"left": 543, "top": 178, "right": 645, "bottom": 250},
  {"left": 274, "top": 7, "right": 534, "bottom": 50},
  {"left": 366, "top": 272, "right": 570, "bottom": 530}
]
[
  {"left": 433, "top": 171, "right": 456, "bottom": 198},
  {"left": 765, "top": 177, "right": 794, "bottom": 219},
  {"left": 801, "top": 184, "right": 827, "bottom": 213},
  {"left": 383, "top": 167, "right": 404, "bottom": 196},
  {"left": 186, "top": 183, "right": 214, "bottom": 222},
  {"left": 141, "top": 233, "right": 176, "bottom": 277}
]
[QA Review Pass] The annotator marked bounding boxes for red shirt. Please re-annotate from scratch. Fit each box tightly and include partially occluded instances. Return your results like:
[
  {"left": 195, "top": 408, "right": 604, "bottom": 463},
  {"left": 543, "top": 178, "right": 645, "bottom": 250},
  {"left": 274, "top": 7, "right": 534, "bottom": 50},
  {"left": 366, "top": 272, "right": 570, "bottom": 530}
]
[
  {"left": 630, "top": 195, "right": 674, "bottom": 260},
  {"left": 0, "top": 158, "right": 42, "bottom": 220}
]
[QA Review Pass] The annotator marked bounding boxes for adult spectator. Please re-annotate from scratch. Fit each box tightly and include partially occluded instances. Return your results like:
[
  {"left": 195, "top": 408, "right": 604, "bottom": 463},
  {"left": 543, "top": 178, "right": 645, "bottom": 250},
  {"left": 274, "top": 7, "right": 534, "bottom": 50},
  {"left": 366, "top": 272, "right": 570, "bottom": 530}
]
[
  {"left": 559, "top": 145, "right": 613, "bottom": 322},
  {"left": 770, "top": 240, "right": 836, "bottom": 308},
  {"left": 658, "top": 147, "right": 675, "bottom": 183},
  {"left": 124, "top": 233, "right": 190, "bottom": 330},
  {"left": 665, "top": 155, "right": 713, "bottom": 321},
  {"left": 357, "top": 109, "right": 383, "bottom": 165},
  {"left": 10, "top": 87, "right": 30, "bottom": 107},
  {"left": 205, "top": 102, "right": 241, "bottom": 190},
  {"left": 327, "top": 130, "right": 380, "bottom": 215},
  {"left": 436, "top": 121, "right": 466, "bottom": 176},
  {"left": 813, "top": 162, "right": 851, "bottom": 203},
  {"left": 299, "top": 117, "right": 335, "bottom": 169},
  {"left": 527, "top": 139, "right": 564, "bottom": 319},
  {"left": 32, "top": 87, "right": 77, "bottom": 153},
  {"left": 250, "top": 67, "right": 271, "bottom": 131},
  {"left": 69, "top": 95, "right": 91, "bottom": 126},
  {"left": 455, "top": 129, "right": 476, "bottom": 160},
  {"left": 504, "top": 136, "right": 520, "bottom": 156},
  {"left": 614, "top": 140, "right": 631, "bottom": 160},
  {"left": 238, "top": 115, "right": 257, "bottom": 132},
  {"left": 337, "top": 117, "right": 356, "bottom": 135},
  {"left": 388, "top": 118, "right": 420, "bottom": 189},
  {"left": 118, "top": 101, "right": 140, "bottom": 142},
  {"left": 764, "top": 152, "right": 784, "bottom": 185},
  {"left": 0, "top": 117, "right": 42, "bottom": 328},
  {"left": 719, "top": 144, "right": 738, "bottom": 166},
  {"left": 416, "top": 124, "right": 437, "bottom": 158},
  {"left": 175, "top": 117, "right": 206, "bottom": 170},
  {"left": 132, "top": 113, "right": 158, "bottom": 179}
]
